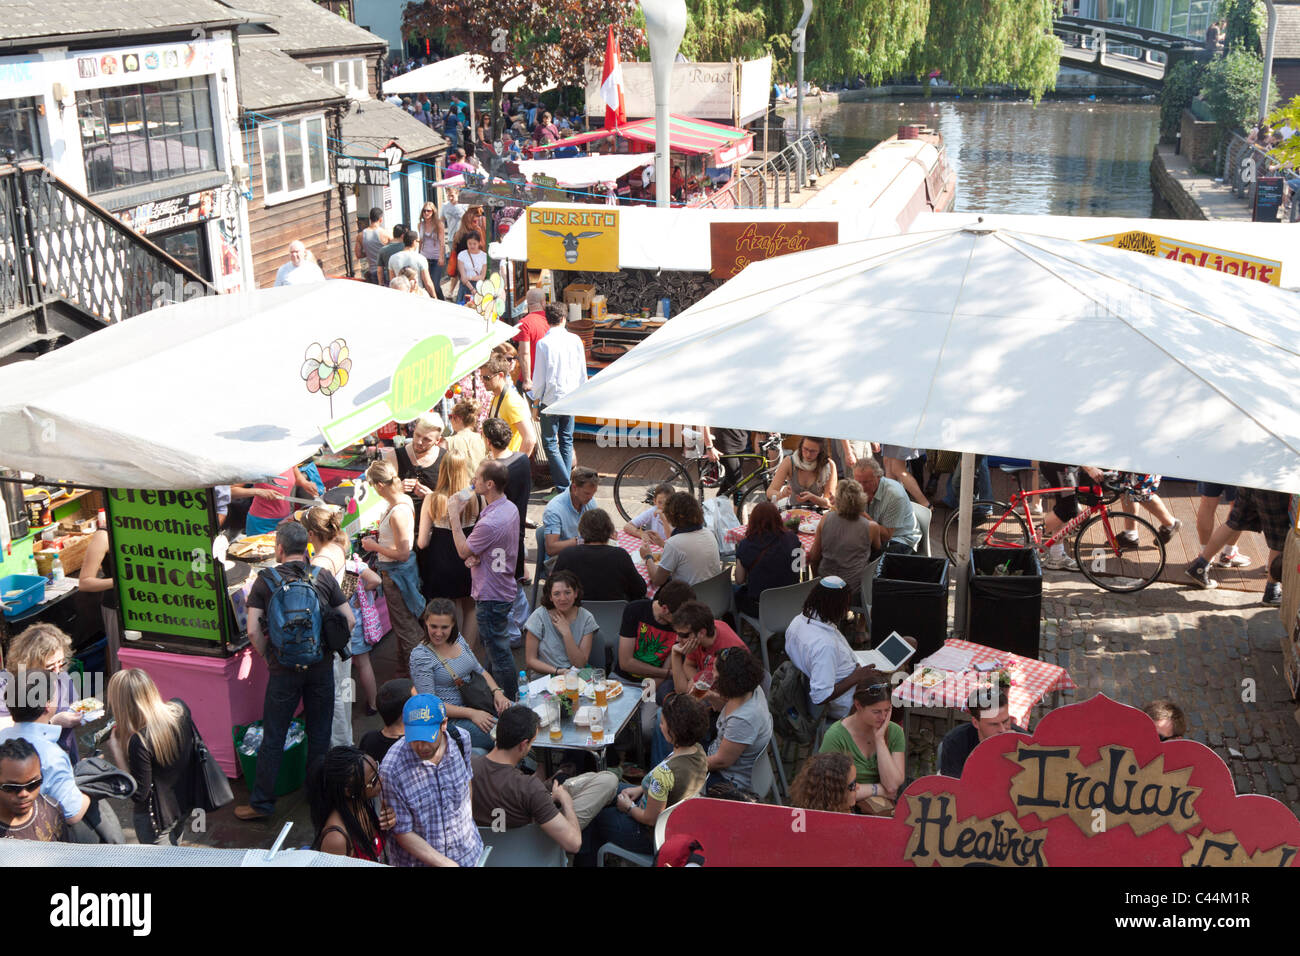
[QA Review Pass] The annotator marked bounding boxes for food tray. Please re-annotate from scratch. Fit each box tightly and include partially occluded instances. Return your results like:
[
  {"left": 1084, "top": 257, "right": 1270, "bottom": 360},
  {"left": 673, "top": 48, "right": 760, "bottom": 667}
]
[{"left": 0, "top": 574, "right": 47, "bottom": 618}]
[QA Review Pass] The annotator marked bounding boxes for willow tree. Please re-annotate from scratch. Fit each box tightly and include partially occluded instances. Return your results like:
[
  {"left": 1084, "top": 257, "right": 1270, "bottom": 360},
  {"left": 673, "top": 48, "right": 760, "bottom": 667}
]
[
  {"left": 680, "top": 0, "right": 768, "bottom": 62},
  {"left": 762, "top": 0, "right": 927, "bottom": 84},
  {"left": 913, "top": 0, "right": 1062, "bottom": 102}
]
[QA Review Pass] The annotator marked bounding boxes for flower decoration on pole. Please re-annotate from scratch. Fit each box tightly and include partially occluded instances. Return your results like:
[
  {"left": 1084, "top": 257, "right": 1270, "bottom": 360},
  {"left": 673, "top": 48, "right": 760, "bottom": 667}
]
[
  {"left": 301, "top": 338, "right": 352, "bottom": 417},
  {"left": 472, "top": 272, "right": 506, "bottom": 329}
]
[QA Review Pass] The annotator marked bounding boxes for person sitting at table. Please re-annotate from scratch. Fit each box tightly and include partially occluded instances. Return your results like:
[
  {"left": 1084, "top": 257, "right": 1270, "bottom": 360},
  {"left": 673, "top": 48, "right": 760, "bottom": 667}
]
[
  {"left": 807, "top": 478, "right": 874, "bottom": 593},
  {"left": 667, "top": 600, "right": 746, "bottom": 700},
  {"left": 938, "top": 680, "right": 1025, "bottom": 779},
  {"left": 552, "top": 509, "right": 647, "bottom": 603},
  {"left": 6, "top": 625, "right": 82, "bottom": 764},
  {"left": 852, "top": 459, "right": 921, "bottom": 555},
  {"left": 242, "top": 466, "right": 318, "bottom": 536},
  {"left": 783, "top": 577, "right": 872, "bottom": 722},
  {"left": 615, "top": 580, "right": 696, "bottom": 694},
  {"left": 622, "top": 482, "right": 674, "bottom": 545},
  {"left": 382, "top": 412, "right": 445, "bottom": 502},
  {"left": 643, "top": 492, "right": 721, "bottom": 588},
  {"left": 819, "top": 671, "right": 907, "bottom": 815},
  {"left": 704, "top": 647, "right": 772, "bottom": 795},
  {"left": 789, "top": 752, "right": 857, "bottom": 814},
  {"left": 764, "top": 436, "right": 837, "bottom": 512},
  {"left": 1143, "top": 698, "right": 1187, "bottom": 741},
  {"left": 733, "top": 501, "right": 801, "bottom": 618},
  {"left": 409, "top": 598, "right": 511, "bottom": 753},
  {"left": 541, "top": 467, "right": 600, "bottom": 557},
  {"left": 445, "top": 399, "right": 487, "bottom": 476},
  {"left": 523, "top": 571, "right": 598, "bottom": 675},
  {"left": 575, "top": 692, "right": 709, "bottom": 867},
  {"left": 416, "top": 451, "right": 481, "bottom": 656}
]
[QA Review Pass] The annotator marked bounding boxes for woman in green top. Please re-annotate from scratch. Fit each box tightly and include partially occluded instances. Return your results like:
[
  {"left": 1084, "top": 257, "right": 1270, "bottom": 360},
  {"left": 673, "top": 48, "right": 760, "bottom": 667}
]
[{"left": 818, "top": 671, "right": 906, "bottom": 815}]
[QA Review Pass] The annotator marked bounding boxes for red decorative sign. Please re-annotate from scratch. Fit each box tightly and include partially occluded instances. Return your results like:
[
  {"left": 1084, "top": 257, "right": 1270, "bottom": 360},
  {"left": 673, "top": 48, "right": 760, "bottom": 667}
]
[{"left": 664, "top": 694, "right": 1300, "bottom": 866}]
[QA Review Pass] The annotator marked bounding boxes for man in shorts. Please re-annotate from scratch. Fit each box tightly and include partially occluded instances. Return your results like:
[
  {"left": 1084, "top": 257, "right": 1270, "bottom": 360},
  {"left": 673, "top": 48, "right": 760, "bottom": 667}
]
[
  {"left": 878, "top": 445, "right": 928, "bottom": 506},
  {"left": 1194, "top": 482, "right": 1250, "bottom": 569},
  {"left": 1186, "top": 486, "right": 1291, "bottom": 604}
]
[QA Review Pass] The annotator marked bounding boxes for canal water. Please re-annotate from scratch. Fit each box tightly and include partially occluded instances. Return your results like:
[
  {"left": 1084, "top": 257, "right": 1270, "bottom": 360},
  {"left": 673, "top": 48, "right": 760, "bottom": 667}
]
[{"left": 802, "top": 98, "right": 1165, "bottom": 219}]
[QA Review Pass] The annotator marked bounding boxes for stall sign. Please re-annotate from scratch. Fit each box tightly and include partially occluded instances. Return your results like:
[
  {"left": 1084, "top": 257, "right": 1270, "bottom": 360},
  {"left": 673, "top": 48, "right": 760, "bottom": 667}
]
[
  {"left": 337, "top": 156, "right": 391, "bottom": 187},
  {"left": 662, "top": 694, "right": 1300, "bottom": 866},
  {"left": 115, "top": 190, "right": 217, "bottom": 236},
  {"left": 1085, "top": 230, "right": 1282, "bottom": 286},
  {"left": 527, "top": 208, "right": 619, "bottom": 272},
  {"left": 321, "top": 335, "right": 456, "bottom": 452},
  {"left": 709, "top": 221, "right": 838, "bottom": 279},
  {"left": 106, "top": 488, "right": 224, "bottom": 642},
  {"left": 1253, "top": 176, "right": 1285, "bottom": 223}
]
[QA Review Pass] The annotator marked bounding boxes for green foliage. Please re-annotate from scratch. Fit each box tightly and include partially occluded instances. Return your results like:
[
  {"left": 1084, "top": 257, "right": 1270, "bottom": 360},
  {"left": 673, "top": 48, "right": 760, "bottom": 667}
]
[
  {"left": 1200, "top": 47, "right": 1275, "bottom": 130},
  {"left": 1265, "top": 97, "right": 1300, "bottom": 167},
  {"left": 912, "top": 0, "right": 1061, "bottom": 103},
  {"left": 681, "top": 0, "right": 768, "bottom": 62},
  {"left": 1221, "top": 0, "right": 1265, "bottom": 55},
  {"left": 761, "top": 0, "right": 927, "bottom": 84},
  {"left": 1160, "top": 57, "right": 1205, "bottom": 141}
]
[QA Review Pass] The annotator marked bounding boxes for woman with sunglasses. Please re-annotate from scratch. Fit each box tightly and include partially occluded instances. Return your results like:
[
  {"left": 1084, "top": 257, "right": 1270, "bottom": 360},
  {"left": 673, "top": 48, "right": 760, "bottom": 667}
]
[
  {"left": 789, "top": 752, "right": 857, "bottom": 814},
  {"left": 6, "top": 624, "right": 81, "bottom": 763},
  {"left": 415, "top": 201, "right": 447, "bottom": 300},
  {"left": 307, "top": 745, "right": 395, "bottom": 862},
  {"left": 818, "top": 669, "right": 906, "bottom": 815},
  {"left": 0, "top": 737, "right": 69, "bottom": 841}
]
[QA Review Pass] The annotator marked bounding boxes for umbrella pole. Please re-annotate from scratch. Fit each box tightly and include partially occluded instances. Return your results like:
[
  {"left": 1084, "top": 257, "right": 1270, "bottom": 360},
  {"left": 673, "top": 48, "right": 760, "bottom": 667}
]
[{"left": 951, "top": 451, "right": 975, "bottom": 638}]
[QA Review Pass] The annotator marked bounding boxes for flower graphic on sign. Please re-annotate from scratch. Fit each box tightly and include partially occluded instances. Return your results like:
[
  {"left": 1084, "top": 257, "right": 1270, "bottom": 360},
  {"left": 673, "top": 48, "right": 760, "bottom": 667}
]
[
  {"left": 472, "top": 273, "right": 506, "bottom": 327},
  {"left": 302, "top": 338, "right": 352, "bottom": 416}
]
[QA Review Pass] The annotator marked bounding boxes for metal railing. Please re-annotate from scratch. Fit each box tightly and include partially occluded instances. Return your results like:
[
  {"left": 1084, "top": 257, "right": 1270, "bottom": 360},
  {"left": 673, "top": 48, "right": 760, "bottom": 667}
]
[
  {"left": 690, "top": 130, "right": 836, "bottom": 210},
  {"left": 0, "top": 161, "right": 215, "bottom": 351},
  {"left": 1222, "top": 131, "right": 1300, "bottom": 223}
]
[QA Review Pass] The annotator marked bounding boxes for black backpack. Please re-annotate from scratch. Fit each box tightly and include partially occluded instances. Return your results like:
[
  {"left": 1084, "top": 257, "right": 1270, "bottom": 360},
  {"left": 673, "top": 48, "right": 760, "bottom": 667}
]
[{"left": 768, "top": 660, "right": 826, "bottom": 746}]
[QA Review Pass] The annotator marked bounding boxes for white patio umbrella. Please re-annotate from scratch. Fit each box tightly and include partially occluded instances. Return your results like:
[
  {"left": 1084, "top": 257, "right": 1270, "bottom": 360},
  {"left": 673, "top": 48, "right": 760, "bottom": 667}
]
[
  {"left": 0, "top": 281, "right": 513, "bottom": 489},
  {"left": 382, "top": 54, "right": 556, "bottom": 126}
]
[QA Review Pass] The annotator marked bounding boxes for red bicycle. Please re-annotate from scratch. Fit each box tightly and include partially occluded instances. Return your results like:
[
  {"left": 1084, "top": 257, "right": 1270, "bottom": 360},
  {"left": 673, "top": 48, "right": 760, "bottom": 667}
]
[{"left": 941, "top": 469, "right": 1167, "bottom": 593}]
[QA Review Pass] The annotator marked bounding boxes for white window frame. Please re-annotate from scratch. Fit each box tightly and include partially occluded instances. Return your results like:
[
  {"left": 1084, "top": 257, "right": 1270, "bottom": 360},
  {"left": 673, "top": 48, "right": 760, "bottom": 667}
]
[
  {"left": 258, "top": 113, "right": 331, "bottom": 206},
  {"left": 330, "top": 57, "right": 368, "bottom": 98}
]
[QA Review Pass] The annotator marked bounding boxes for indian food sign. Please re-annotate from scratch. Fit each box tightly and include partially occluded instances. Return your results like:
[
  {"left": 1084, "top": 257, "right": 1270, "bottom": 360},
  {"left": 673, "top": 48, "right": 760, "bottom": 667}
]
[
  {"left": 1086, "top": 230, "right": 1282, "bottom": 286},
  {"left": 709, "top": 221, "right": 839, "bottom": 279},
  {"left": 662, "top": 694, "right": 1300, "bottom": 866}
]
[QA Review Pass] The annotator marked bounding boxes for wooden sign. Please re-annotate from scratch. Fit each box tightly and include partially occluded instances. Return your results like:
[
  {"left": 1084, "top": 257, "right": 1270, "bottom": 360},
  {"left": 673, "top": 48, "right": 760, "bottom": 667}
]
[
  {"left": 709, "top": 221, "right": 839, "bottom": 280},
  {"left": 526, "top": 207, "right": 619, "bottom": 273},
  {"left": 663, "top": 694, "right": 1300, "bottom": 866}
]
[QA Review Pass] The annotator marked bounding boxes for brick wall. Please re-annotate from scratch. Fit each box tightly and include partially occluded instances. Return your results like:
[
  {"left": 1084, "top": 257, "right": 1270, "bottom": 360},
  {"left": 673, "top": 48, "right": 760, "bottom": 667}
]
[{"left": 1179, "top": 108, "right": 1219, "bottom": 174}]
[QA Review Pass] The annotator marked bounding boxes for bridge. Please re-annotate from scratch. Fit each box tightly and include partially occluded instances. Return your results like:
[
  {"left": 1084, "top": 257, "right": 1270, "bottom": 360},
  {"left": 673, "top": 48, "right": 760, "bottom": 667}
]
[{"left": 1052, "top": 15, "right": 1207, "bottom": 87}]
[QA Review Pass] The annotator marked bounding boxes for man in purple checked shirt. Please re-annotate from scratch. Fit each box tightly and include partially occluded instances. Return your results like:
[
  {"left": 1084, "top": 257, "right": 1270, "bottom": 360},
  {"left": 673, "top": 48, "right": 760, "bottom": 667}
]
[{"left": 450, "top": 459, "right": 521, "bottom": 700}]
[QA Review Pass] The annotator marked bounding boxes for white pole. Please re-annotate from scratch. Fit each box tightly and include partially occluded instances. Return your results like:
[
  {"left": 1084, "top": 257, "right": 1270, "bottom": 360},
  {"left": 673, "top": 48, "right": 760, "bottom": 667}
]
[
  {"left": 951, "top": 451, "right": 975, "bottom": 638},
  {"left": 1260, "top": 0, "right": 1277, "bottom": 123},
  {"left": 643, "top": 0, "right": 688, "bottom": 208}
]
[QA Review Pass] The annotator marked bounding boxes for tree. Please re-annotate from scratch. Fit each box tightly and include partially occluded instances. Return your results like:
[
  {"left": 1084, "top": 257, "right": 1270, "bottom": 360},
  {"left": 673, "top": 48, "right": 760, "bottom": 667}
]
[
  {"left": 1265, "top": 97, "right": 1300, "bottom": 167},
  {"left": 680, "top": 0, "right": 768, "bottom": 63},
  {"left": 911, "top": 0, "right": 1062, "bottom": 103},
  {"left": 402, "top": 0, "right": 644, "bottom": 136},
  {"left": 761, "top": 0, "right": 927, "bottom": 85},
  {"left": 1201, "top": 46, "right": 1276, "bottom": 131},
  {"left": 1221, "top": 0, "right": 1265, "bottom": 56}
]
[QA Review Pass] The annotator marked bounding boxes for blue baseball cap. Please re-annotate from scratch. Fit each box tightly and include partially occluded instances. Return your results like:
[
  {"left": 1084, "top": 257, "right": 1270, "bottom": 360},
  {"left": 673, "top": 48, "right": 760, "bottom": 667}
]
[{"left": 403, "top": 694, "right": 446, "bottom": 744}]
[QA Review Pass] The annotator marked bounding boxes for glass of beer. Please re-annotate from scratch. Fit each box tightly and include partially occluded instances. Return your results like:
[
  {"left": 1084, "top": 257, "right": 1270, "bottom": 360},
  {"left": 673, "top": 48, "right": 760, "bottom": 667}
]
[
  {"left": 548, "top": 699, "right": 563, "bottom": 741},
  {"left": 691, "top": 674, "right": 713, "bottom": 700},
  {"left": 592, "top": 669, "right": 607, "bottom": 708},
  {"left": 564, "top": 668, "right": 580, "bottom": 710},
  {"left": 590, "top": 708, "right": 604, "bottom": 744}
]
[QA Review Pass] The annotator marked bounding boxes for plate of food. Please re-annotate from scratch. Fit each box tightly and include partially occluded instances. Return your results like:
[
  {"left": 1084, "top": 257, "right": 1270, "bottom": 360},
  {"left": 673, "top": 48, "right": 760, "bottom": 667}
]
[
  {"left": 70, "top": 698, "right": 104, "bottom": 722},
  {"left": 548, "top": 676, "right": 594, "bottom": 698},
  {"left": 914, "top": 668, "right": 949, "bottom": 689},
  {"left": 228, "top": 534, "right": 277, "bottom": 561}
]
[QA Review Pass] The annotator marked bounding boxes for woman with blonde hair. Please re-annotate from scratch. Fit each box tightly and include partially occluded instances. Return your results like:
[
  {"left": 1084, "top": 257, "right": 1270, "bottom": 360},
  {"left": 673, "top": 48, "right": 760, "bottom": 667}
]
[
  {"left": 360, "top": 460, "right": 424, "bottom": 678},
  {"left": 789, "top": 752, "right": 856, "bottom": 814},
  {"left": 106, "top": 668, "right": 198, "bottom": 845},
  {"left": 380, "top": 410, "right": 445, "bottom": 501},
  {"left": 416, "top": 450, "right": 482, "bottom": 654},
  {"left": 7, "top": 623, "right": 82, "bottom": 761},
  {"left": 807, "top": 477, "right": 874, "bottom": 594},
  {"left": 445, "top": 398, "right": 486, "bottom": 473}
]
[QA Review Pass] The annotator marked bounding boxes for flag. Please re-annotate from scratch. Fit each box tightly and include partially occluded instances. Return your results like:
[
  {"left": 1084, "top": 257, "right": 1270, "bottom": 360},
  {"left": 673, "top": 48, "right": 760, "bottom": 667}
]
[{"left": 600, "top": 24, "right": 626, "bottom": 131}]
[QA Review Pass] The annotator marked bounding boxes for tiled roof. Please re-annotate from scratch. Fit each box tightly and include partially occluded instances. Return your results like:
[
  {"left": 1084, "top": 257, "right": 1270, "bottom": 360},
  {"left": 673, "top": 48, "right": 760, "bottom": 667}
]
[
  {"left": 1274, "top": 3, "right": 1300, "bottom": 60},
  {"left": 229, "top": 0, "right": 386, "bottom": 55},
  {"left": 0, "top": 0, "right": 247, "bottom": 43},
  {"left": 238, "top": 46, "right": 347, "bottom": 112},
  {"left": 341, "top": 98, "right": 447, "bottom": 158}
]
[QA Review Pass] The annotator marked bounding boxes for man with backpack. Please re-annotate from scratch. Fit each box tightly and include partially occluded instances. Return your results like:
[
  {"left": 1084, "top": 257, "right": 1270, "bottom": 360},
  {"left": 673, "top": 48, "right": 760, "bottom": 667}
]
[{"left": 236, "top": 522, "right": 354, "bottom": 821}]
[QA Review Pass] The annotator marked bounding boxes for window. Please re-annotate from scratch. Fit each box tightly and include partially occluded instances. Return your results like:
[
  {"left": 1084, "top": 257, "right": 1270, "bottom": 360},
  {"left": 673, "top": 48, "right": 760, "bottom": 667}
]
[
  {"left": 319, "top": 58, "right": 367, "bottom": 97},
  {"left": 76, "top": 77, "right": 217, "bottom": 194},
  {"left": 0, "top": 97, "right": 43, "bottom": 161},
  {"left": 258, "top": 114, "right": 329, "bottom": 204}
]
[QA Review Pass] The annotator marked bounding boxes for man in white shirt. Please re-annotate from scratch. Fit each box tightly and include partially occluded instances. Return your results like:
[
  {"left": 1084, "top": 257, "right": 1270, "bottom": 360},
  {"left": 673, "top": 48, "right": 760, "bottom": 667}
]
[
  {"left": 528, "top": 302, "right": 588, "bottom": 493},
  {"left": 273, "top": 239, "right": 325, "bottom": 287},
  {"left": 781, "top": 577, "right": 871, "bottom": 721}
]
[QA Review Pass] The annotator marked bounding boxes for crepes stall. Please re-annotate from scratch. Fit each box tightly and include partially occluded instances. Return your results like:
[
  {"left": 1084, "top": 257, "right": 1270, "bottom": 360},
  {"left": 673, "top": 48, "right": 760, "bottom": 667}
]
[{"left": 0, "top": 281, "right": 513, "bottom": 774}]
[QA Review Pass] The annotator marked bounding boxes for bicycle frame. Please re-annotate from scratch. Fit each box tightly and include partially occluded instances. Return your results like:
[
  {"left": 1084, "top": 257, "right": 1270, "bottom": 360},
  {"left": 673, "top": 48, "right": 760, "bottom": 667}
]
[{"left": 983, "top": 485, "right": 1120, "bottom": 554}]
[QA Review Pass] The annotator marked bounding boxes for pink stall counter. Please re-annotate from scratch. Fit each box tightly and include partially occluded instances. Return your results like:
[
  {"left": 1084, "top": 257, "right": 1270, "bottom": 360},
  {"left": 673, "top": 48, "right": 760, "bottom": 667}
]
[{"left": 118, "top": 645, "right": 272, "bottom": 778}]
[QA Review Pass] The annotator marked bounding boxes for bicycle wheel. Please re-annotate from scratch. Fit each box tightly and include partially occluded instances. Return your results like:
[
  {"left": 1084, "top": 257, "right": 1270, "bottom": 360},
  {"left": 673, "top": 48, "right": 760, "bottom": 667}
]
[
  {"left": 613, "top": 453, "right": 692, "bottom": 523},
  {"left": 736, "top": 482, "right": 771, "bottom": 525},
  {"left": 942, "top": 501, "right": 1030, "bottom": 565},
  {"left": 1074, "top": 511, "right": 1165, "bottom": 593}
]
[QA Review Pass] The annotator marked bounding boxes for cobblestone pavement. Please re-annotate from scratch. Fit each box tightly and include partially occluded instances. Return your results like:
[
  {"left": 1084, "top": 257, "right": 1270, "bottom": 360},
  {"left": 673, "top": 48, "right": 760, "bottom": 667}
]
[{"left": 1032, "top": 571, "right": 1298, "bottom": 816}]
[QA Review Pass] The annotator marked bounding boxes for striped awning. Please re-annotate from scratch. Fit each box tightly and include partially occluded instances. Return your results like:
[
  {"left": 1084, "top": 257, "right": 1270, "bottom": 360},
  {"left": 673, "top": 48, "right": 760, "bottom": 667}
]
[{"left": 530, "top": 113, "right": 753, "bottom": 165}]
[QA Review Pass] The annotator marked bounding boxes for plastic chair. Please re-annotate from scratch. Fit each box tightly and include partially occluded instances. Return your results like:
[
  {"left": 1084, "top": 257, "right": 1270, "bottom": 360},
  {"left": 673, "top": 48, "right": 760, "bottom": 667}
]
[
  {"left": 531, "top": 526, "right": 556, "bottom": 608},
  {"left": 597, "top": 799, "right": 685, "bottom": 867},
  {"left": 751, "top": 745, "right": 781, "bottom": 805},
  {"left": 584, "top": 600, "right": 628, "bottom": 673},
  {"left": 478, "top": 824, "right": 568, "bottom": 867},
  {"left": 738, "top": 578, "right": 821, "bottom": 673},
  {"left": 911, "top": 502, "right": 932, "bottom": 557},
  {"left": 693, "top": 567, "right": 735, "bottom": 621},
  {"left": 848, "top": 555, "right": 882, "bottom": 632}
]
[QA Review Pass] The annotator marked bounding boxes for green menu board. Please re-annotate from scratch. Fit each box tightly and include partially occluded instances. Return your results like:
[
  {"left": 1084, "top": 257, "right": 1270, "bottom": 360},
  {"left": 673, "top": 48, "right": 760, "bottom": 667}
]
[{"left": 106, "top": 488, "right": 225, "bottom": 642}]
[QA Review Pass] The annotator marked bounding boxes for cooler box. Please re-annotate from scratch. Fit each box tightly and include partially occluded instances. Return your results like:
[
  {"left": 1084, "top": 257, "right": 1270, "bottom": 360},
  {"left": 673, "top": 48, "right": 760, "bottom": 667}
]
[{"left": 870, "top": 554, "right": 949, "bottom": 661}]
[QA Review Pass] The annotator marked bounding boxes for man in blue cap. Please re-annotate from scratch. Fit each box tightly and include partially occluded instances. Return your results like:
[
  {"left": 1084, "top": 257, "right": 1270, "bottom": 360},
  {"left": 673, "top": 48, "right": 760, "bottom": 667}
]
[{"left": 380, "top": 694, "right": 483, "bottom": 867}]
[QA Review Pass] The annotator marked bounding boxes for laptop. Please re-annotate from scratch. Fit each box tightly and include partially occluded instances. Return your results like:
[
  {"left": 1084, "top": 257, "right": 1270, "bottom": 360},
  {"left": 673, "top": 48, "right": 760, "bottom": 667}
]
[{"left": 854, "top": 631, "right": 917, "bottom": 673}]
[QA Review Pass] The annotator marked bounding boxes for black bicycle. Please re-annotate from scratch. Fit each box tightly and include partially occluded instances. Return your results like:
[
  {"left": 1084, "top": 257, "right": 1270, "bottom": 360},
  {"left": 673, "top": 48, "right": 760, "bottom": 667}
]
[{"left": 612, "top": 433, "right": 787, "bottom": 525}]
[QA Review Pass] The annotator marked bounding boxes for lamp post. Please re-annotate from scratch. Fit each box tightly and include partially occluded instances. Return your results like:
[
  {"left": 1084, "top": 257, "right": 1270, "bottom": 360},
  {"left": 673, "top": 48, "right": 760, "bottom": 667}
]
[
  {"left": 643, "top": 0, "right": 687, "bottom": 208},
  {"left": 793, "top": 0, "right": 813, "bottom": 142},
  {"left": 1260, "top": 0, "right": 1277, "bottom": 123}
]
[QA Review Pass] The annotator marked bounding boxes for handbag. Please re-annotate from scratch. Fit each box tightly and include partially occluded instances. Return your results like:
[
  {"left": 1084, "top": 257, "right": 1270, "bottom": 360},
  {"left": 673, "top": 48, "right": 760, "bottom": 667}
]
[
  {"left": 356, "top": 583, "right": 385, "bottom": 645},
  {"left": 431, "top": 645, "right": 497, "bottom": 712},
  {"left": 187, "top": 725, "right": 234, "bottom": 813}
]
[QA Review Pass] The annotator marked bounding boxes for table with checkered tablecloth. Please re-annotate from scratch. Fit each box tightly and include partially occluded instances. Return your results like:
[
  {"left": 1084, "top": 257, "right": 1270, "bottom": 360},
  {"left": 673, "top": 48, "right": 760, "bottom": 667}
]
[
  {"left": 724, "top": 513, "right": 819, "bottom": 554},
  {"left": 616, "top": 530, "right": 657, "bottom": 595},
  {"left": 894, "top": 638, "right": 1076, "bottom": 729}
]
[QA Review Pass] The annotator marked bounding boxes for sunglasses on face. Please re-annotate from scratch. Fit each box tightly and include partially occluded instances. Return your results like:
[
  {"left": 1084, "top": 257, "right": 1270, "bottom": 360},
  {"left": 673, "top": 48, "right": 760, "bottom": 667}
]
[{"left": 0, "top": 777, "right": 42, "bottom": 794}]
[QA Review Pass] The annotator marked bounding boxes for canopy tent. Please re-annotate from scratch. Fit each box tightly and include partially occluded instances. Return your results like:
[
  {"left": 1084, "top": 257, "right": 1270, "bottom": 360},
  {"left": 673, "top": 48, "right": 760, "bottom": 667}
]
[
  {"left": 488, "top": 201, "right": 894, "bottom": 272},
  {"left": 516, "top": 153, "right": 652, "bottom": 187},
  {"left": 546, "top": 224, "right": 1300, "bottom": 495},
  {"left": 529, "top": 114, "right": 754, "bottom": 166},
  {"left": 381, "top": 54, "right": 554, "bottom": 95},
  {"left": 0, "top": 282, "right": 514, "bottom": 489}
]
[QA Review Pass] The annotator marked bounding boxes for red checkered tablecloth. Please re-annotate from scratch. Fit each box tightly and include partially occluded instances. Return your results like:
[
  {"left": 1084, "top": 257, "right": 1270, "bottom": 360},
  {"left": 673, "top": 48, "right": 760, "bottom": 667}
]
[
  {"left": 893, "top": 639, "right": 1075, "bottom": 728},
  {"left": 616, "top": 530, "right": 657, "bottom": 594},
  {"left": 724, "top": 513, "right": 819, "bottom": 553}
]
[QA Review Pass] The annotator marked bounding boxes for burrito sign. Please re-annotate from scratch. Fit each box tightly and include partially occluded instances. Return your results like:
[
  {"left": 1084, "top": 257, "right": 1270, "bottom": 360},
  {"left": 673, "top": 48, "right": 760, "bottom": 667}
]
[
  {"left": 663, "top": 694, "right": 1300, "bottom": 866},
  {"left": 1086, "top": 230, "right": 1283, "bottom": 286}
]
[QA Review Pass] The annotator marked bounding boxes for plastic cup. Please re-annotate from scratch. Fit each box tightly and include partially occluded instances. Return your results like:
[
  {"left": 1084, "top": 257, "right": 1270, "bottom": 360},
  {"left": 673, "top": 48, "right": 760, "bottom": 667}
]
[{"left": 593, "top": 669, "right": 607, "bottom": 708}]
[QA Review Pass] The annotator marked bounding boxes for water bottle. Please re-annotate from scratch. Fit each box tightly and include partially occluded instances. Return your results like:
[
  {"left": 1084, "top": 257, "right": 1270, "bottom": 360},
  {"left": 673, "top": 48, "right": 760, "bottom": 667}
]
[
  {"left": 518, "top": 669, "right": 530, "bottom": 707},
  {"left": 50, "top": 553, "right": 64, "bottom": 583}
]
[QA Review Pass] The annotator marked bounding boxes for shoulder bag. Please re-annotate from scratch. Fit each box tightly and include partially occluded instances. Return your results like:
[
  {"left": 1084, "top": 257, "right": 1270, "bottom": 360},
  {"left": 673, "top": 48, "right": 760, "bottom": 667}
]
[
  {"left": 186, "top": 721, "right": 234, "bottom": 813},
  {"left": 430, "top": 643, "right": 497, "bottom": 712}
]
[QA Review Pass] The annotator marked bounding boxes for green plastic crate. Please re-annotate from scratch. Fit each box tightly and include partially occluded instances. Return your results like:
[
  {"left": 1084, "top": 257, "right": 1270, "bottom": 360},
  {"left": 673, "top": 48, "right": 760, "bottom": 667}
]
[{"left": 232, "top": 719, "right": 308, "bottom": 797}]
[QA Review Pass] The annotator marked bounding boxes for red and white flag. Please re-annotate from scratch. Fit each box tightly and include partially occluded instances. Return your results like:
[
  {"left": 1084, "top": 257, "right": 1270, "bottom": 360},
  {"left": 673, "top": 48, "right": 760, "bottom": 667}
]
[{"left": 600, "top": 24, "right": 626, "bottom": 131}]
